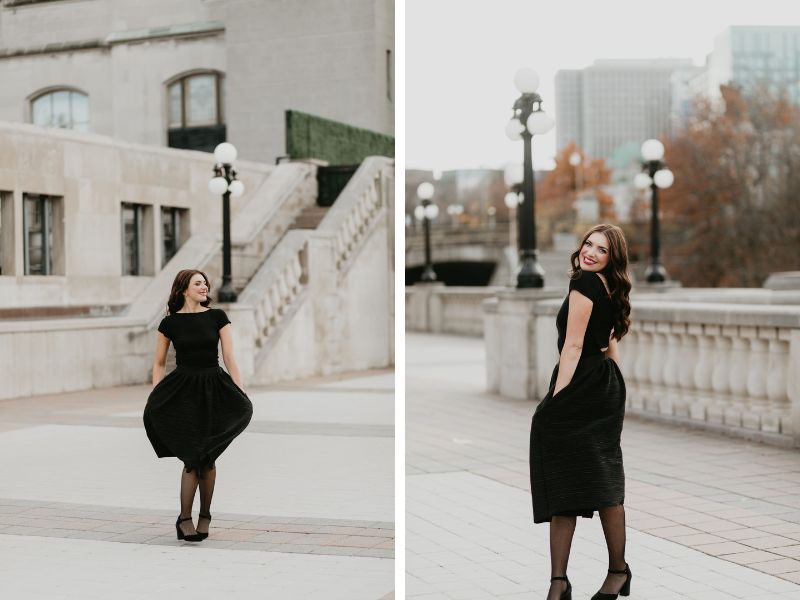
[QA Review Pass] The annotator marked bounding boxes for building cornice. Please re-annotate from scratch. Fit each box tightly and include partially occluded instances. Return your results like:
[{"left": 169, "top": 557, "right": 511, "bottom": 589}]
[{"left": 0, "top": 20, "right": 224, "bottom": 59}]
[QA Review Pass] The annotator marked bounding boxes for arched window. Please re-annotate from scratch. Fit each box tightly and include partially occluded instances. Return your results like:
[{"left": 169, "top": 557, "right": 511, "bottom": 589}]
[
  {"left": 167, "top": 71, "right": 225, "bottom": 152},
  {"left": 31, "top": 89, "right": 89, "bottom": 132}
]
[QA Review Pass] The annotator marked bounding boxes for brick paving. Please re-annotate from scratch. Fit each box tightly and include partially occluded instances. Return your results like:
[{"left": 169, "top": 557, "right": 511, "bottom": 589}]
[
  {"left": 406, "top": 333, "right": 800, "bottom": 599},
  {"left": 0, "top": 370, "right": 394, "bottom": 599}
]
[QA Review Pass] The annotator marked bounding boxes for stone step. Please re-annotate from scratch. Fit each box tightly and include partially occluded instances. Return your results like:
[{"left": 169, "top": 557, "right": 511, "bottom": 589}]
[{"left": 288, "top": 205, "right": 329, "bottom": 230}]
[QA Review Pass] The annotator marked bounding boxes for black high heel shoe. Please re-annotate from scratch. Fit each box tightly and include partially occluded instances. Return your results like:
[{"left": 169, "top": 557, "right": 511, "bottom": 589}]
[
  {"left": 195, "top": 512, "right": 212, "bottom": 540},
  {"left": 175, "top": 516, "right": 202, "bottom": 542},
  {"left": 591, "top": 563, "right": 631, "bottom": 599},
  {"left": 550, "top": 575, "right": 572, "bottom": 600}
]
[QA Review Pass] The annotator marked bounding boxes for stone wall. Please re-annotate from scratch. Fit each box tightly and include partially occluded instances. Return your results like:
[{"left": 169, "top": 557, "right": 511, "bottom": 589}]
[{"left": 0, "top": 121, "right": 273, "bottom": 307}]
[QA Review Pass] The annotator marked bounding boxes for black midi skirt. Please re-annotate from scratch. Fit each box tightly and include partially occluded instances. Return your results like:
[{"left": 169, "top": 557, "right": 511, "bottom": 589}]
[
  {"left": 143, "top": 365, "right": 253, "bottom": 479},
  {"left": 529, "top": 353, "right": 626, "bottom": 523}
]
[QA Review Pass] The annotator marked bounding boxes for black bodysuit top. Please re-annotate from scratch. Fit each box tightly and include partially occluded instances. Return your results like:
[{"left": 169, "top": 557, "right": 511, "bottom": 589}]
[
  {"left": 157, "top": 308, "right": 231, "bottom": 367},
  {"left": 556, "top": 270, "right": 614, "bottom": 357}
]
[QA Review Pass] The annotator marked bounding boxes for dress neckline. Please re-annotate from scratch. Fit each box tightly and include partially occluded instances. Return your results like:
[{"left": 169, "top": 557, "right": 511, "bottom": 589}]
[{"left": 174, "top": 308, "right": 211, "bottom": 315}]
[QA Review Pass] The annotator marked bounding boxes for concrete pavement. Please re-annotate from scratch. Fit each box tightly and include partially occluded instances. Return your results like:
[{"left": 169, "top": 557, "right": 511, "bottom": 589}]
[
  {"left": 406, "top": 333, "right": 800, "bottom": 599},
  {"left": 0, "top": 369, "right": 394, "bottom": 599}
]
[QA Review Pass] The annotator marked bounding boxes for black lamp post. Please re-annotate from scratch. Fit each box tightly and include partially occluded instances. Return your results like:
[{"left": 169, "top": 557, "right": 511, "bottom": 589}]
[
  {"left": 635, "top": 139, "right": 674, "bottom": 283},
  {"left": 208, "top": 142, "right": 245, "bottom": 302},
  {"left": 415, "top": 182, "right": 439, "bottom": 283},
  {"left": 505, "top": 68, "right": 555, "bottom": 289}
]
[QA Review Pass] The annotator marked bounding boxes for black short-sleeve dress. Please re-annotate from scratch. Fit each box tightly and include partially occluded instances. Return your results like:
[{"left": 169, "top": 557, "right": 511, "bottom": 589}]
[
  {"left": 529, "top": 270, "right": 627, "bottom": 523},
  {"left": 143, "top": 307, "right": 253, "bottom": 479}
]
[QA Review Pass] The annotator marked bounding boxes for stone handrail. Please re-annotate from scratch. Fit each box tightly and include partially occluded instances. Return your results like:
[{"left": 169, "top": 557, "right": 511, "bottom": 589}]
[
  {"left": 318, "top": 156, "right": 392, "bottom": 273},
  {"left": 237, "top": 230, "right": 308, "bottom": 349}
]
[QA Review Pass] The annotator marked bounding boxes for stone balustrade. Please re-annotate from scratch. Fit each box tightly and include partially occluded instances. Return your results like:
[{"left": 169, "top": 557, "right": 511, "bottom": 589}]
[
  {"left": 318, "top": 156, "right": 391, "bottom": 273},
  {"left": 237, "top": 230, "right": 308, "bottom": 353},
  {"left": 529, "top": 297, "right": 800, "bottom": 447}
]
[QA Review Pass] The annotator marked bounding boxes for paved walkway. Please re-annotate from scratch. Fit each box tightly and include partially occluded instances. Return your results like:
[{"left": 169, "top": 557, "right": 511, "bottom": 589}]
[
  {"left": 406, "top": 333, "right": 800, "bottom": 599},
  {"left": 0, "top": 370, "right": 394, "bottom": 599}
]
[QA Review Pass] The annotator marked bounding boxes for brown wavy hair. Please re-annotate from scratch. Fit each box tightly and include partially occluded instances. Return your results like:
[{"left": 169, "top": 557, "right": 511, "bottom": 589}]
[
  {"left": 166, "top": 269, "right": 212, "bottom": 315},
  {"left": 568, "top": 224, "right": 632, "bottom": 340}
]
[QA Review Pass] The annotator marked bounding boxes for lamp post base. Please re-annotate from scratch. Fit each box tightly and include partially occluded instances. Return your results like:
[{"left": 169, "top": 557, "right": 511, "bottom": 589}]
[
  {"left": 420, "top": 265, "right": 437, "bottom": 283},
  {"left": 218, "top": 282, "right": 238, "bottom": 303},
  {"left": 516, "top": 252, "right": 545, "bottom": 289},
  {"left": 644, "top": 264, "right": 668, "bottom": 283}
]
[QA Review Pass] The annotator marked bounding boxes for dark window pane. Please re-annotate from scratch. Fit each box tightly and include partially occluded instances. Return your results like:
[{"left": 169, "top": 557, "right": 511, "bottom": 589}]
[{"left": 121, "top": 203, "right": 139, "bottom": 275}]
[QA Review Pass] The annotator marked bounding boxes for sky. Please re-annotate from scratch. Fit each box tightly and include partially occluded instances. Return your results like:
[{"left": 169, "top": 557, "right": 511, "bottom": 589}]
[{"left": 405, "top": 0, "right": 800, "bottom": 171}]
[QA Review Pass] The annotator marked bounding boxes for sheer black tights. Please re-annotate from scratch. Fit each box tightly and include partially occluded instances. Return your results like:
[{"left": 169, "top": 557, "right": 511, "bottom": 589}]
[
  {"left": 197, "top": 465, "right": 216, "bottom": 534},
  {"left": 546, "top": 506, "right": 627, "bottom": 599},
  {"left": 178, "top": 464, "right": 217, "bottom": 536}
]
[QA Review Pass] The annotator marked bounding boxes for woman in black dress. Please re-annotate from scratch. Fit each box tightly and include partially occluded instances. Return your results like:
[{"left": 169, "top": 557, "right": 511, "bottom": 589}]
[
  {"left": 530, "top": 224, "right": 633, "bottom": 600},
  {"left": 143, "top": 269, "right": 253, "bottom": 542}
]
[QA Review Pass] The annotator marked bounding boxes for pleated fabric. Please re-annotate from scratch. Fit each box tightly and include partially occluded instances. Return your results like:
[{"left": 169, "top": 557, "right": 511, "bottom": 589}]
[
  {"left": 143, "top": 365, "right": 253, "bottom": 479},
  {"left": 529, "top": 353, "right": 626, "bottom": 523}
]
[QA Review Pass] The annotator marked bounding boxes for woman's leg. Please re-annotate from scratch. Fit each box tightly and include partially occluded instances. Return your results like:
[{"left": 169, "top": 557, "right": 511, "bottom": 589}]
[
  {"left": 197, "top": 464, "right": 216, "bottom": 534},
  {"left": 547, "top": 515, "right": 576, "bottom": 600},
  {"left": 179, "top": 466, "right": 199, "bottom": 535},
  {"left": 597, "top": 504, "right": 628, "bottom": 593}
]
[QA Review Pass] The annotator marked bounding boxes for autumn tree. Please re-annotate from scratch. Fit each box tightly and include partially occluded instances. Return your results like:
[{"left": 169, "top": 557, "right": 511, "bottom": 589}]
[
  {"left": 536, "top": 143, "right": 615, "bottom": 246},
  {"left": 662, "top": 85, "right": 800, "bottom": 287}
]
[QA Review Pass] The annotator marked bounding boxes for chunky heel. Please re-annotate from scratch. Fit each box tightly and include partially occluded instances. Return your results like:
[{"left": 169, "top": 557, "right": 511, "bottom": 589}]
[
  {"left": 591, "top": 564, "right": 631, "bottom": 600},
  {"left": 196, "top": 512, "right": 212, "bottom": 541},
  {"left": 550, "top": 575, "right": 571, "bottom": 600}
]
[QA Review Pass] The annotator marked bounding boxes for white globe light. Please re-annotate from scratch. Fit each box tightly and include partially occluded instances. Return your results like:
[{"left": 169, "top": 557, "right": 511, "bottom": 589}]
[
  {"left": 504, "top": 192, "right": 520, "bottom": 208},
  {"left": 514, "top": 68, "right": 540, "bottom": 94},
  {"left": 653, "top": 169, "right": 674, "bottom": 189},
  {"left": 526, "top": 111, "right": 554, "bottom": 135},
  {"left": 214, "top": 142, "right": 238, "bottom": 164},
  {"left": 634, "top": 173, "right": 653, "bottom": 190},
  {"left": 641, "top": 139, "right": 665, "bottom": 162},
  {"left": 505, "top": 118, "right": 524, "bottom": 141},
  {"left": 208, "top": 176, "right": 228, "bottom": 195},
  {"left": 504, "top": 163, "right": 523, "bottom": 186},
  {"left": 228, "top": 179, "right": 245, "bottom": 197},
  {"left": 417, "top": 181, "right": 435, "bottom": 200},
  {"left": 569, "top": 152, "right": 582, "bottom": 167},
  {"left": 424, "top": 204, "right": 439, "bottom": 220},
  {"left": 414, "top": 206, "right": 425, "bottom": 221}
]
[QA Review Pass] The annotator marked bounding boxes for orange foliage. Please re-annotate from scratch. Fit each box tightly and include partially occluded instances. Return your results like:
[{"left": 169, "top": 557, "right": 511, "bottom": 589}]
[{"left": 661, "top": 85, "right": 800, "bottom": 287}]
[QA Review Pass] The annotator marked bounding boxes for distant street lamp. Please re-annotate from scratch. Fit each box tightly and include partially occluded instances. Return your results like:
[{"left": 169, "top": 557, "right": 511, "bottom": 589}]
[
  {"left": 505, "top": 68, "right": 555, "bottom": 288},
  {"left": 634, "top": 139, "right": 674, "bottom": 283},
  {"left": 415, "top": 182, "right": 439, "bottom": 283},
  {"left": 569, "top": 151, "right": 583, "bottom": 191},
  {"left": 208, "top": 142, "right": 245, "bottom": 302}
]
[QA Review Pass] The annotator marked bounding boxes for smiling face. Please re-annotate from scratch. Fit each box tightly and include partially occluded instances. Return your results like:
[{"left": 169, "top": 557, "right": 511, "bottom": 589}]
[
  {"left": 183, "top": 273, "right": 209, "bottom": 304},
  {"left": 579, "top": 231, "right": 611, "bottom": 272}
]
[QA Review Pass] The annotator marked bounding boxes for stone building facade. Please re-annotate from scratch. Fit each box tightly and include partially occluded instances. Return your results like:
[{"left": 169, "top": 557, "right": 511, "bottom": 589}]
[{"left": 0, "top": 0, "right": 394, "bottom": 163}]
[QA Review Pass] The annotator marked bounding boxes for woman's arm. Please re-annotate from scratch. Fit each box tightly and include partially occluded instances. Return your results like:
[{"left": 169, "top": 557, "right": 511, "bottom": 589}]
[
  {"left": 606, "top": 334, "right": 621, "bottom": 366},
  {"left": 152, "top": 332, "right": 170, "bottom": 388},
  {"left": 553, "top": 291, "right": 593, "bottom": 396},
  {"left": 219, "top": 324, "right": 244, "bottom": 389}
]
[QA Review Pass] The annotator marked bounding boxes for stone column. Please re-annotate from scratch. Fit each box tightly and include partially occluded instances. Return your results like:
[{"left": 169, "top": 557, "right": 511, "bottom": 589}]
[
  {"left": 788, "top": 329, "right": 800, "bottom": 447},
  {"left": 485, "top": 289, "right": 561, "bottom": 400},
  {"left": 406, "top": 282, "right": 445, "bottom": 332}
]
